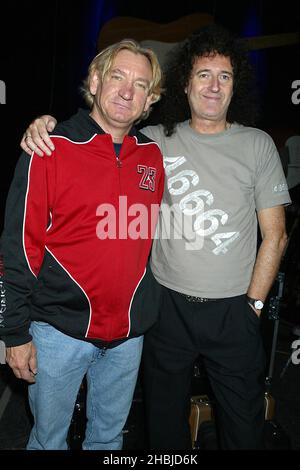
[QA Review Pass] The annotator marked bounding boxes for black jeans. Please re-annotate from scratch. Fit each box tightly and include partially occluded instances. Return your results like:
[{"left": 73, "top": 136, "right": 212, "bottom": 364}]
[{"left": 142, "top": 286, "right": 266, "bottom": 450}]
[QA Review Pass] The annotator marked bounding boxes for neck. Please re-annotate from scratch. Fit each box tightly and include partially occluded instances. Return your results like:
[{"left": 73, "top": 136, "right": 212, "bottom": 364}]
[
  {"left": 190, "top": 118, "right": 230, "bottom": 135},
  {"left": 89, "top": 109, "right": 130, "bottom": 143}
]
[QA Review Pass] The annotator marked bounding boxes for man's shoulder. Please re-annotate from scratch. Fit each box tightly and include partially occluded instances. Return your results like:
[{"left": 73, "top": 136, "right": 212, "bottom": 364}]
[
  {"left": 140, "top": 124, "right": 164, "bottom": 142},
  {"left": 232, "top": 124, "right": 277, "bottom": 152},
  {"left": 51, "top": 109, "right": 98, "bottom": 142},
  {"left": 141, "top": 122, "right": 188, "bottom": 147},
  {"left": 51, "top": 110, "right": 82, "bottom": 135},
  {"left": 233, "top": 124, "right": 273, "bottom": 141},
  {"left": 134, "top": 129, "right": 164, "bottom": 164},
  {"left": 135, "top": 128, "right": 158, "bottom": 144}
]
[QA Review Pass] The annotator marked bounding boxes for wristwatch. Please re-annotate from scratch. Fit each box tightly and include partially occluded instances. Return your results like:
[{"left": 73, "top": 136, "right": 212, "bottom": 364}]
[{"left": 246, "top": 296, "right": 264, "bottom": 310}]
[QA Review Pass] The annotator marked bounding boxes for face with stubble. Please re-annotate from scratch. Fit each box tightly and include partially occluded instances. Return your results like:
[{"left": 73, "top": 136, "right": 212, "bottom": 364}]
[
  {"left": 185, "top": 53, "right": 234, "bottom": 130},
  {"left": 89, "top": 49, "right": 154, "bottom": 137}
]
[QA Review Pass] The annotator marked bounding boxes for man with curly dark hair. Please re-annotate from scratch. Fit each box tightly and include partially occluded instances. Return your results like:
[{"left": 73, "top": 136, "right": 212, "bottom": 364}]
[
  {"left": 20, "top": 24, "right": 290, "bottom": 450},
  {"left": 153, "top": 24, "right": 259, "bottom": 136},
  {"left": 141, "top": 24, "right": 290, "bottom": 450}
]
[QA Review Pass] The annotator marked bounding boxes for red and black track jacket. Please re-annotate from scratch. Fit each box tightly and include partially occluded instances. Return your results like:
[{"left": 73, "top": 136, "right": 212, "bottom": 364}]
[{"left": 0, "top": 109, "right": 164, "bottom": 348}]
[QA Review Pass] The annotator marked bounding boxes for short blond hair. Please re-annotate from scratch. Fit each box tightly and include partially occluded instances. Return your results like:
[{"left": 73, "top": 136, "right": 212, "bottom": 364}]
[{"left": 81, "top": 39, "right": 163, "bottom": 121}]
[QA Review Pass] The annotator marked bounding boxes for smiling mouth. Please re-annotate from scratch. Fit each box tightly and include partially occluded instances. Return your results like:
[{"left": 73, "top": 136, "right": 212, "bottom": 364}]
[
  {"left": 203, "top": 95, "right": 221, "bottom": 101},
  {"left": 112, "top": 101, "right": 130, "bottom": 110}
]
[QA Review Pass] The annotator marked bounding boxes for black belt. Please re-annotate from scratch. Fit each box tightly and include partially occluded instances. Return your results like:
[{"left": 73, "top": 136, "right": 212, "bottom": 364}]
[{"left": 178, "top": 292, "right": 219, "bottom": 303}]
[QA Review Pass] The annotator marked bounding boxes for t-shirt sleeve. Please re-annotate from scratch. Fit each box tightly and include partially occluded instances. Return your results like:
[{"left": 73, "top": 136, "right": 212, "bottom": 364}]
[{"left": 254, "top": 132, "right": 291, "bottom": 211}]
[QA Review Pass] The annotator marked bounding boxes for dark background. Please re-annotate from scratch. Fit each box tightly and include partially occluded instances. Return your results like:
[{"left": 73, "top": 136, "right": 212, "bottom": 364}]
[
  {"left": 0, "top": 0, "right": 300, "bottom": 451},
  {"left": 0, "top": 0, "right": 299, "bottom": 232}
]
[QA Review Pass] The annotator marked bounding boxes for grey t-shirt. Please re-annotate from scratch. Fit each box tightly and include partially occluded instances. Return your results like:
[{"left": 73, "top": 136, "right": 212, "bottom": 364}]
[{"left": 142, "top": 121, "right": 291, "bottom": 298}]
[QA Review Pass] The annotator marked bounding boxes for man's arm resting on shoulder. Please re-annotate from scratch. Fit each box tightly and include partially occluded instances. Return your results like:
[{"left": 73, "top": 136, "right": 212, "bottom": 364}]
[
  {"left": 247, "top": 205, "right": 288, "bottom": 316},
  {"left": 21, "top": 115, "right": 57, "bottom": 157},
  {"left": 6, "top": 341, "right": 37, "bottom": 383}
]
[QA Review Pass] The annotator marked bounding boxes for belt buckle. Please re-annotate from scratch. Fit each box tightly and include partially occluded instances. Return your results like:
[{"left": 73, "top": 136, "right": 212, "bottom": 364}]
[{"left": 186, "top": 295, "right": 209, "bottom": 303}]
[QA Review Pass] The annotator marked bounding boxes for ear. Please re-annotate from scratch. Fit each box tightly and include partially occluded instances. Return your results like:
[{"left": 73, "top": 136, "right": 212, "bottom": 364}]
[
  {"left": 143, "top": 93, "right": 155, "bottom": 113},
  {"left": 89, "top": 72, "right": 100, "bottom": 96}
]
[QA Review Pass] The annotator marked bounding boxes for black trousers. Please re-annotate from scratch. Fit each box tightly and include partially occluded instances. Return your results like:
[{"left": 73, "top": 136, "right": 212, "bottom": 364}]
[{"left": 142, "top": 286, "right": 266, "bottom": 450}]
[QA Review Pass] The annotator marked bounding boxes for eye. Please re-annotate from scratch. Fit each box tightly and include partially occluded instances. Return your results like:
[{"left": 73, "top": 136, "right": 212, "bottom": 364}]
[
  {"left": 219, "top": 74, "right": 232, "bottom": 82},
  {"left": 135, "top": 82, "right": 148, "bottom": 91},
  {"left": 111, "top": 74, "right": 123, "bottom": 81},
  {"left": 198, "top": 73, "right": 210, "bottom": 80}
]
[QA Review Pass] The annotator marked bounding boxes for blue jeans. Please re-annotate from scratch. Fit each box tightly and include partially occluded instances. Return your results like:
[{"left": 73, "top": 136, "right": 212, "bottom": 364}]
[{"left": 27, "top": 321, "right": 143, "bottom": 450}]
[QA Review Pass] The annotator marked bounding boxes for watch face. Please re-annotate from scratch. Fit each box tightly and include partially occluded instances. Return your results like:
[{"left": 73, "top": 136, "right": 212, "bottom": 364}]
[{"left": 254, "top": 300, "right": 264, "bottom": 310}]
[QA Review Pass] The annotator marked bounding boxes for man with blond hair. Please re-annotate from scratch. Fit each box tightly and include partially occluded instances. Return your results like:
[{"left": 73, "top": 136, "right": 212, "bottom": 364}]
[{"left": 0, "top": 39, "right": 164, "bottom": 450}]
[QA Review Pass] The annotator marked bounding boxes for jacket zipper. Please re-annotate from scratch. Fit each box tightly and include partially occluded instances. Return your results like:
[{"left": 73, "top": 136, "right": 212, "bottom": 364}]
[{"left": 116, "top": 155, "right": 122, "bottom": 168}]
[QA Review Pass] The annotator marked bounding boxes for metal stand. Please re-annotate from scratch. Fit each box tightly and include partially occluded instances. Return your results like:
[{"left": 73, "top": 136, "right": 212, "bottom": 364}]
[{"left": 265, "top": 272, "right": 285, "bottom": 391}]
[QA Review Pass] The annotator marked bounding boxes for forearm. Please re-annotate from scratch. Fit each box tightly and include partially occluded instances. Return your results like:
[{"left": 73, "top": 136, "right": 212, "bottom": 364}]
[
  {"left": 1, "top": 153, "right": 48, "bottom": 346},
  {"left": 1, "top": 244, "right": 34, "bottom": 347},
  {"left": 247, "top": 233, "right": 288, "bottom": 301}
]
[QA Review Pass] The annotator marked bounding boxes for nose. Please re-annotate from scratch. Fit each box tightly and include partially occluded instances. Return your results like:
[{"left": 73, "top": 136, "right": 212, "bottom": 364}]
[
  {"left": 119, "top": 81, "right": 134, "bottom": 101},
  {"left": 208, "top": 76, "right": 220, "bottom": 92}
]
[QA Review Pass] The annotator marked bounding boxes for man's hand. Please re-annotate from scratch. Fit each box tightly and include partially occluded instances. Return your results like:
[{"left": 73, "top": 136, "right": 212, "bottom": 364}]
[
  {"left": 247, "top": 302, "right": 262, "bottom": 318},
  {"left": 6, "top": 342, "right": 37, "bottom": 383},
  {"left": 20, "top": 115, "right": 57, "bottom": 157}
]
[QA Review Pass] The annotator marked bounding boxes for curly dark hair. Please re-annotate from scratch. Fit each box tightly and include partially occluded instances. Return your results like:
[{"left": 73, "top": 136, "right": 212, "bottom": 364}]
[{"left": 158, "top": 23, "right": 259, "bottom": 136}]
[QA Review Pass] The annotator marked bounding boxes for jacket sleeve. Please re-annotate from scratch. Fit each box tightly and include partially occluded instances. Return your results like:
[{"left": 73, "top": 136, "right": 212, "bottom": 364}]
[{"left": 0, "top": 152, "right": 50, "bottom": 347}]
